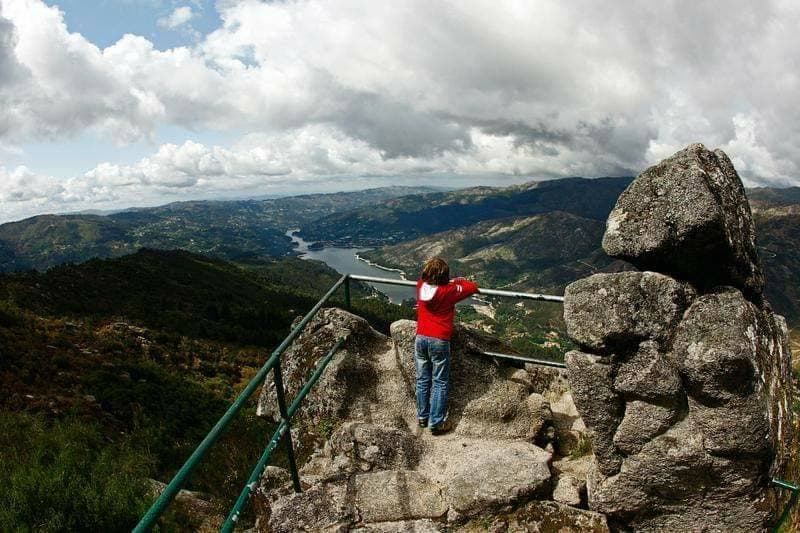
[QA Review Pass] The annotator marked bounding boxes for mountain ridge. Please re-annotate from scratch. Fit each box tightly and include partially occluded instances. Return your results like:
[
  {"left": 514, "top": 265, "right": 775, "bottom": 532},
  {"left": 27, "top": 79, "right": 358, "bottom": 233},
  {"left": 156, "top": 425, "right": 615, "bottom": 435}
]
[{"left": 0, "top": 186, "right": 438, "bottom": 272}]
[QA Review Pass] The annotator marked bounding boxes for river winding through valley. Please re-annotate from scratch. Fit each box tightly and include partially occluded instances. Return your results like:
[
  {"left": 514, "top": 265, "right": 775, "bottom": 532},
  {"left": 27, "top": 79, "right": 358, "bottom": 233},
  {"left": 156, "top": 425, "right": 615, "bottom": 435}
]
[{"left": 287, "top": 230, "right": 414, "bottom": 303}]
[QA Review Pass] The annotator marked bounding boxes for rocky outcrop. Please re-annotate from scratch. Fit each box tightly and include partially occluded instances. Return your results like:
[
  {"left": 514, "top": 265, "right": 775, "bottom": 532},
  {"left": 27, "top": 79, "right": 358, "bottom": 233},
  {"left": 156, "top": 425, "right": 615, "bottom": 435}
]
[
  {"left": 255, "top": 309, "right": 601, "bottom": 531},
  {"left": 602, "top": 143, "right": 764, "bottom": 298},
  {"left": 256, "top": 308, "right": 387, "bottom": 454},
  {"left": 564, "top": 143, "right": 794, "bottom": 532}
]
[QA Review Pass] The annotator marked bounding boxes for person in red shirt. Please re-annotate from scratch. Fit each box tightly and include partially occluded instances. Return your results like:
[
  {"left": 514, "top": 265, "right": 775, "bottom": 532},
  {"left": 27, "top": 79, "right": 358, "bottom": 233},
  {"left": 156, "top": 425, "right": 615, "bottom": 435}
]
[{"left": 415, "top": 257, "right": 478, "bottom": 434}]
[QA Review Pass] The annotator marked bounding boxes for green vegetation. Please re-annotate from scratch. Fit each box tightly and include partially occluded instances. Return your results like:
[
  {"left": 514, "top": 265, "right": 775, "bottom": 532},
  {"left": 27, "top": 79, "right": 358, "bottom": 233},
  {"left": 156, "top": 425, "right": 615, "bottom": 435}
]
[
  {"left": 0, "top": 249, "right": 410, "bottom": 530},
  {"left": 0, "top": 412, "right": 151, "bottom": 532},
  {"left": 569, "top": 433, "right": 593, "bottom": 459}
]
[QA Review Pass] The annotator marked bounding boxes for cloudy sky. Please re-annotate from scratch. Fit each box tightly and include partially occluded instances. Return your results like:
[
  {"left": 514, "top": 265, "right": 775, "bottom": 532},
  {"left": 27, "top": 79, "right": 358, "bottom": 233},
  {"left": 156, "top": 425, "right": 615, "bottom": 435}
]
[{"left": 0, "top": 0, "right": 799, "bottom": 223}]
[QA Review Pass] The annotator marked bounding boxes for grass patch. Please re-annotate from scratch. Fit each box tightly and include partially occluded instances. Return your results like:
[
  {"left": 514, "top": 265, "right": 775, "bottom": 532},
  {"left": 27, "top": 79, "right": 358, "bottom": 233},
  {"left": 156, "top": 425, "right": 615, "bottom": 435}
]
[{"left": 0, "top": 412, "right": 152, "bottom": 532}]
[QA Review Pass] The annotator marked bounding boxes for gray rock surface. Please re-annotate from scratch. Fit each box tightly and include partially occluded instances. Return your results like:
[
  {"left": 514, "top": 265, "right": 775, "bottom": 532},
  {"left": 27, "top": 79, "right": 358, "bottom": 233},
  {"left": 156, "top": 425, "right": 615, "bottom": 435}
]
[
  {"left": 268, "top": 481, "right": 354, "bottom": 533},
  {"left": 257, "top": 308, "right": 387, "bottom": 455},
  {"left": 673, "top": 289, "right": 762, "bottom": 402},
  {"left": 613, "top": 340, "right": 683, "bottom": 403},
  {"left": 258, "top": 312, "right": 581, "bottom": 532},
  {"left": 602, "top": 142, "right": 764, "bottom": 297},
  {"left": 352, "top": 520, "right": 443, "bottom": 532},
  {"left": 612, "top": 400, "right": 680, "bottom": 456},
  {"left": 456, "top": 383, "right": 550, "bottom": 440},
  {"left": 564, "top": 144, "right": 794, "bottom": 532},
  {"left": 390, "top": 319, "right": 551, "bottom": 440},
  {"left": 563, "top": 271, "right": 694, "bottom": 352},
  {"left": 326, "top": 422, "right": 421, "bottom": 475},
  {"left": 355, "top": 470, "right": 448, "bottom": 523},
  {"left": 552, "top": 474, "right": 584, "bottom": 507},
  {"left": 564, "top": 351, "right": 623, "bottom": 476},
  {"left": 443, "top": 441, "right": 551, "bottom": 519}
]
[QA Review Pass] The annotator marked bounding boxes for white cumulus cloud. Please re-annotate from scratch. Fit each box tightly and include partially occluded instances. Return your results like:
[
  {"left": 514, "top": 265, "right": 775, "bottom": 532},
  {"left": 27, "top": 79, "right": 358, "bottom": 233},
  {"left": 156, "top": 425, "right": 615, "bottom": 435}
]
[
  {"left": 157, "top": 6, "right": 194, "bottom": 30},
  {"left": 1, "top": 0, "right": 800, "bottom": 222}
]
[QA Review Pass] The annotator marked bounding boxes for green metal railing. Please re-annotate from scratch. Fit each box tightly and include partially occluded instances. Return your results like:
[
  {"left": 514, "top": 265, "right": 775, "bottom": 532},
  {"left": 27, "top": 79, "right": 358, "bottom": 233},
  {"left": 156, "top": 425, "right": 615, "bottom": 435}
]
[
  {"left": 773, "top": 478, "right": 800, "bottom": 532},
  {"left": 133, "top": 273, "right": 566, "bottom": 530},
  {"left": 133, "top": 273, "right": 795, "bottom": 531},
  {"left": 134, "top": 275, "right": 348, "bottom": 532}
]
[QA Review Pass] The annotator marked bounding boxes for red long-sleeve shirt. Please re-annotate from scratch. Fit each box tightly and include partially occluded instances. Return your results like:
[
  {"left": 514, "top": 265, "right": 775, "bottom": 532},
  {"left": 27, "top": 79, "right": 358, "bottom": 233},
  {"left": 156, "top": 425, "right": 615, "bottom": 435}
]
[{"left": 416, "top": 277, "right": 479, "bottom": 340}]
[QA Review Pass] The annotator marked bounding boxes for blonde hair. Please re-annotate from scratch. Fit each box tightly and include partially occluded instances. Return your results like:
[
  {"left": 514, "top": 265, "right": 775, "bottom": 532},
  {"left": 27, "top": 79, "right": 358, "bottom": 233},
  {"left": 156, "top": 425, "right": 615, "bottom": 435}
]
[{"left": 421, "top": 257, "right": 450, "bottom": 286}]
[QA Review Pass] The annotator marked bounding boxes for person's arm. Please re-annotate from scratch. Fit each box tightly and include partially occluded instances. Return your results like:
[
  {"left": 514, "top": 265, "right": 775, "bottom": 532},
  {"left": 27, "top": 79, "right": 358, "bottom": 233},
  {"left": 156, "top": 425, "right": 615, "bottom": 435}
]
[{"left": 441, "top": 278, "right": 479, "bottom": 305}]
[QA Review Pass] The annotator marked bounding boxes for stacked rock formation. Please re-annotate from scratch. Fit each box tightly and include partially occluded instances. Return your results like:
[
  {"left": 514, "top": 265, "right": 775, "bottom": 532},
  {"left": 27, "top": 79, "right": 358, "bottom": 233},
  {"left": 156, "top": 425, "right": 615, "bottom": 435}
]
[{"left": 563, "top": 143, "right": 794, "bottom": 531}]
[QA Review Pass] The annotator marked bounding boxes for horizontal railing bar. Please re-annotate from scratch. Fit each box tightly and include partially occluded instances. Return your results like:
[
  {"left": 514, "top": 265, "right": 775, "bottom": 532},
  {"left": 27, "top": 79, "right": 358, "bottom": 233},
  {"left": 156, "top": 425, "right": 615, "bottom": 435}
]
[
  {"left": 348, "top": 274, "right": 416, "bottom": 286},
  {"left": 480, "top": 287, "right": 565, "bottom": 303},
  {"left": 348, "top": 274, "right": 564, "bottom": 303},
  {"left": 221, "top": 420, "right": 289, "bottom": 533},
  {"left": 133, "top": 351, "right": 282, "bottom": 532},
  {"left": 478, "top": 350, "right": 567, "bottom": 369},
  {"left": 772, "top": 478, "right": 799, "bottom": 492}
]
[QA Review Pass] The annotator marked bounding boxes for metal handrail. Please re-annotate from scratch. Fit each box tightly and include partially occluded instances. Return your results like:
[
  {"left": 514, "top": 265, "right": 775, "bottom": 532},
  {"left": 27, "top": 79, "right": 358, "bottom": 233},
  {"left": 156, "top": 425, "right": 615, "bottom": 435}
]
[
  {"left": 478, "top": 350, "right": 566, "bottom": 369},
  {"left": 772, "top": 478, "right": 799, "bottom": 532},
  {"left": 133, "top": 271, "right": 798, "bottom": 531},
  {"left": 221, "top": 336, "right": 348, "bottom": 531},
  {"left": 133, "top": 275, "right": 349, "bottom": 532},
  {"left": 348, "top": 274, "right": 565, "bottom": 303}
]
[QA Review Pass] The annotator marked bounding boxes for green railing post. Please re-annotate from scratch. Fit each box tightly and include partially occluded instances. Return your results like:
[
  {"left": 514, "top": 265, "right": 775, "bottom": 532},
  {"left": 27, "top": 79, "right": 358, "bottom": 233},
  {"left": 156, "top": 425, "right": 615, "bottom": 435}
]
[
  {"left": 344, "top": 275, "right": 351, "bottom": 309},
  {"left": 272, "top": 357, "right": 302, "bottom": 493},
  {"left": 220, "top": 337, "right": 348, "bottom": 532}
]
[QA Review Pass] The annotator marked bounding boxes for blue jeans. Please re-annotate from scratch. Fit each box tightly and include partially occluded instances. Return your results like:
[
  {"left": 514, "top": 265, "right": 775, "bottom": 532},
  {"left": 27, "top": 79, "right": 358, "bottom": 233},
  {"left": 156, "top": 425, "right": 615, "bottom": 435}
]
[{"left": 414, "top": 335, "right": 451, "bottom": 427}]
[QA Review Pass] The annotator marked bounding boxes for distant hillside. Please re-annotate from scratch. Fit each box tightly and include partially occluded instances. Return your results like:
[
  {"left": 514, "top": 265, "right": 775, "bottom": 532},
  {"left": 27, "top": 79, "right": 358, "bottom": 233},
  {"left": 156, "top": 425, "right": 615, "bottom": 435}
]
[
  {"left": 0, "top": 249, "right": 412, "bottom": 530},
  {"left": 299, "top": 177, "right": 634, "bottom": 245},
  {"left": 362, "top": 211, "right": 630, "bottom": 293},
  {"left": 362, "top": 186, "right": 800, "bottom": 324},
  {"left": 748, "top": 186, "right": 800, "bottom": 208},
  {"left": 0, "top": 186, "right": 437, "bottom": 273}
]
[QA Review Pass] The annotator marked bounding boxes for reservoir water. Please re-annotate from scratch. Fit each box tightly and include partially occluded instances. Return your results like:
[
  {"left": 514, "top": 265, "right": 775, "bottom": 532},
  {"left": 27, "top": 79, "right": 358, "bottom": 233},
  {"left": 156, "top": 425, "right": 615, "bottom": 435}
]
[{"left": 287, "top": 231, "right": 415, "bottom": 303}]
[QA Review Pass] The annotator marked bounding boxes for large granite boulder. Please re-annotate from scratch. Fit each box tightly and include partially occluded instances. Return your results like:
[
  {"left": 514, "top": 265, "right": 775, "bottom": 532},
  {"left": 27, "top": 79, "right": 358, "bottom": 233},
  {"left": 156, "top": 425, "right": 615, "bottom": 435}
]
[
  {"left": 564, "top": 144, "right": 793, "bottom": 532},
  {"left": 257, "top": 308, "right": 387, "bottom": 454},
  {"left": 442, "top": 440, "right": 552, "bottom": 520},
  {"left": 673, "top": 289, "right": 792, "bottom": 461},
  {"left": 564, "top": 271, "right": 694, "bottom": 352},
  {"left": 564, "top": 351, "right": 624, "bottom": 476},
  {"left": 602, "top": 143, "right": 764, "bottom": 298}
]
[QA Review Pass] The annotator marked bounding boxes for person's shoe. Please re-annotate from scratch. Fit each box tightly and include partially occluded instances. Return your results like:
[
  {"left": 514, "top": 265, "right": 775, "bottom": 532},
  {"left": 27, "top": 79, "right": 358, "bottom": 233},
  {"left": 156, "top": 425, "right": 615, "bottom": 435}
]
[
  {"left": 429, "top": 418, "right": 452, "bottom": 435},
  {"left": 418, "top": 418, "right": 428, "bottom": 428}
]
